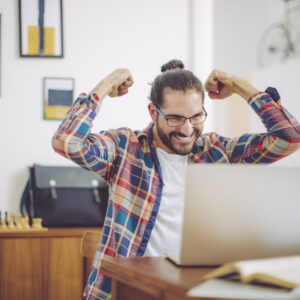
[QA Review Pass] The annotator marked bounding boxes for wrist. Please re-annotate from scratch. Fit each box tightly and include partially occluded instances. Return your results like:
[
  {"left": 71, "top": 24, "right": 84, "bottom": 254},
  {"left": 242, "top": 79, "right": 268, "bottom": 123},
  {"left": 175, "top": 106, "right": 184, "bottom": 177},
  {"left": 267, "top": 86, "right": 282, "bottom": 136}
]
[
  {"left": 232, "top": 76, "right": 259, "bottom": 100},
  {"left": 89, "top": 78, "right": 114, "bottom": 100}
]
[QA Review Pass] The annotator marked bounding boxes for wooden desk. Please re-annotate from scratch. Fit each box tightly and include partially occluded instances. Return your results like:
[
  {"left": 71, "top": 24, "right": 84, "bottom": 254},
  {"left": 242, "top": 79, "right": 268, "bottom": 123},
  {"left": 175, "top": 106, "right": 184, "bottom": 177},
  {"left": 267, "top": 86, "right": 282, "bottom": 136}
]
[
  {"left": 101, "top": 256, "right": 218, "bottom": 300},
  {"left": 0, "top": 227, "right": 102, "bottom": 300}
]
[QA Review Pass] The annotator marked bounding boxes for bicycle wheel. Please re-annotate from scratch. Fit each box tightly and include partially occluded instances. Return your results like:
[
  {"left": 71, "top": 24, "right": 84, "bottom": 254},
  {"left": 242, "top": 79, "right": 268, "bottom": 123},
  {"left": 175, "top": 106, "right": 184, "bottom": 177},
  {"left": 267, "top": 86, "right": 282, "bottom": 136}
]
[{"left": 257, "top": 23, "right": 294, "bottom": 68}]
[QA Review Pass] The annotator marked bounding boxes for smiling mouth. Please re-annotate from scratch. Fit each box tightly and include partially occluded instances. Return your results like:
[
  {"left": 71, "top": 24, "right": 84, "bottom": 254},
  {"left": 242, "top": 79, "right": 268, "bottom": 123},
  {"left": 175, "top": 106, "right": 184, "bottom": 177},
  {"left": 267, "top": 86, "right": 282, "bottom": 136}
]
[{"left": 173, "top": 134, "right": 194, "bottom": 143}]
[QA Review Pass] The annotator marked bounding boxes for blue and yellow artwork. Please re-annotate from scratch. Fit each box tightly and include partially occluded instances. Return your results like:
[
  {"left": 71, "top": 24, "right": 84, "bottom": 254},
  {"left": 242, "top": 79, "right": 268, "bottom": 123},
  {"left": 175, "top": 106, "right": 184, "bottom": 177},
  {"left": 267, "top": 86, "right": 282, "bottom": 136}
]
[
  {"left": 19, "top": 0, "right": 63, "bottom": 57},
  {"left": 44, "top": 78, "right": 74, "bottom": 120}
]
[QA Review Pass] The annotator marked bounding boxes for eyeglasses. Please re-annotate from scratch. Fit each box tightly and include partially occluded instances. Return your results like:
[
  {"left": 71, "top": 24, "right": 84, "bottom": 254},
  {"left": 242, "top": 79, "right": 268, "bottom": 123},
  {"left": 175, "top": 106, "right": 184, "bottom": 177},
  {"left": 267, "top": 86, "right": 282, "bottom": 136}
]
[{"left": 155, "top": 106, "right": 207, "bottom": 127}]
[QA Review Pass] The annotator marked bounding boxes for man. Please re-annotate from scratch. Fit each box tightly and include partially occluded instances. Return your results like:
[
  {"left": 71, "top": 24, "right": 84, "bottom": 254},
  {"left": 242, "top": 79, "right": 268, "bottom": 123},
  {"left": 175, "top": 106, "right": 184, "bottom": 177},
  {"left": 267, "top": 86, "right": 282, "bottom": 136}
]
[{"left": 52, "top": 60, "right": 300, "bottom": 300}]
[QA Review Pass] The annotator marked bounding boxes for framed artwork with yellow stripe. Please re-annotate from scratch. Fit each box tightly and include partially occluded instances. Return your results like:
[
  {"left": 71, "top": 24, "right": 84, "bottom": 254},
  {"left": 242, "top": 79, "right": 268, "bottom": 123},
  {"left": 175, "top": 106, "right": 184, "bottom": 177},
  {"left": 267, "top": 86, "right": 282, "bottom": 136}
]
[
  {"left": 43, "top": 77, "right": 74, "bottom": 120},
  {"left": 19, "top": 0, "right": 63, "bottom": 58}
]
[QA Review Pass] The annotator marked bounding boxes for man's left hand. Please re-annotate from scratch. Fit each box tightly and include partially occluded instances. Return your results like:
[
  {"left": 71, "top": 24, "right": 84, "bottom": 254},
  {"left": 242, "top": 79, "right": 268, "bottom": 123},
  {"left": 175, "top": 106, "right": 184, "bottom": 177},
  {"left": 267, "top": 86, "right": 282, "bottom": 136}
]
[
  {"left": 204, "top": 69, "right": 234, "bottom": 99},
  {"left": 205, "top": 69, "right": 259, "bottom": 100}
]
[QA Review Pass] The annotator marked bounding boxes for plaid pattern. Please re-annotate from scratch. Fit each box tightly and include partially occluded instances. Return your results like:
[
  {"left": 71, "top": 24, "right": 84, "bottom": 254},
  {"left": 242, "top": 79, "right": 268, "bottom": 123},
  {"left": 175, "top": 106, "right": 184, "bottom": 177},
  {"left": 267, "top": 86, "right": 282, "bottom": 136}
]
[{"left": 52, "top": 90, "right": 300, "bottom": 300}]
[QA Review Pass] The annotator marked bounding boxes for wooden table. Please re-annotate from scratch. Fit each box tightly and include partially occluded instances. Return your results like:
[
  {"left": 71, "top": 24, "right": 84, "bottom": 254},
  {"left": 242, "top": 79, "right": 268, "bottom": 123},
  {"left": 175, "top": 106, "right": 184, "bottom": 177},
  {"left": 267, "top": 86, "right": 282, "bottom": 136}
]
[
  {"left": 101, "top": 256, "right": 219, "bottom": 300},
  {"left": 0, "top": 227, "right": 101, "bottom": 300}
]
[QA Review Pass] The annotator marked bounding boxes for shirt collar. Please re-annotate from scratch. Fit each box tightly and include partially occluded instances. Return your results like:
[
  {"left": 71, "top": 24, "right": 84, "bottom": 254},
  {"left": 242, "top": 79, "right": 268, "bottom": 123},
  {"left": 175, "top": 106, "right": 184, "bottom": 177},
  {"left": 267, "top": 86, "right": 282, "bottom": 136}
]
[{"left": 137, "top": 122, "right": 154, "bottom": 139}]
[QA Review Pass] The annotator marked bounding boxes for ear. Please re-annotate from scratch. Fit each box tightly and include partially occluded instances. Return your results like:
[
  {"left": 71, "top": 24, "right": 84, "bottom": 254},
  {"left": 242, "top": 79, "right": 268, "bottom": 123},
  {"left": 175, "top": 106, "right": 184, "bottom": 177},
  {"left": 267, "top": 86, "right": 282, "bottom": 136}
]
[{"left": 148, "top": 103, "right": 157, "bottom": 122}]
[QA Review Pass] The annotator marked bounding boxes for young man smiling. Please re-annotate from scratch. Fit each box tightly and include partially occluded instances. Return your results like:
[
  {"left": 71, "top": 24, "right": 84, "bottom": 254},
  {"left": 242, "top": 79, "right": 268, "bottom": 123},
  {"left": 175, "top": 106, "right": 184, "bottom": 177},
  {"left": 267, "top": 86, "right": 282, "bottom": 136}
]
[
  {"left": 151, "top": 88, "right": 206, "bottom": 155},
  {"left": 52, "top": 60, "right": 300, "bottom": 300}
]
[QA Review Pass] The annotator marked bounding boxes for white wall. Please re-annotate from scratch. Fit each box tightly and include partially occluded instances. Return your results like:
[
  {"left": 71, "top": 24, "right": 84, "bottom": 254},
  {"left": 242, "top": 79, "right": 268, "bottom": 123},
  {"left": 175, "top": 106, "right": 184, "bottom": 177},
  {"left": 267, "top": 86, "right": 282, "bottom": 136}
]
[
  {"left": 0, "top": 0, "right": 191, "bottom": 212},
  {"left": 210, "top": 0, "right": 288, "bottom": 137},
  {"left": 212, "top": 0, "right": 282, "bottom": 75},
  {"left": 193, "top": 0, "right": 215, "bottom": 132}
]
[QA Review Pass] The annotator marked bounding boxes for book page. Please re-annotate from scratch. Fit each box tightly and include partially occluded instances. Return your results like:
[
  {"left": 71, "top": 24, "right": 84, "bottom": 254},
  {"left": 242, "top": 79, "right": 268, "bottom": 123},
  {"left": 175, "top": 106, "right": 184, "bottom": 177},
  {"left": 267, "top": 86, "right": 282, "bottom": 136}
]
[
  {"left": 187, "top": 279, "right": 300, "bottom": 299},
  {"left": 236, "top": 256, "right": 300, "bottom": 287}
]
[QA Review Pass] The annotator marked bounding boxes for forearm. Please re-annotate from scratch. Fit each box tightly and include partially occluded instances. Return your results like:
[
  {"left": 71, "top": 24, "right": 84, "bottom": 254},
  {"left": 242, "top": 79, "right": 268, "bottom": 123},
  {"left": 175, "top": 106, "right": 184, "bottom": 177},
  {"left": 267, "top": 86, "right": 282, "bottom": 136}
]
[
  {"left": 89, "top": 77, "right": 115, "bottom": 101},
  {"left": 232, "top": 76, "right": 259, "bottom": 100}
]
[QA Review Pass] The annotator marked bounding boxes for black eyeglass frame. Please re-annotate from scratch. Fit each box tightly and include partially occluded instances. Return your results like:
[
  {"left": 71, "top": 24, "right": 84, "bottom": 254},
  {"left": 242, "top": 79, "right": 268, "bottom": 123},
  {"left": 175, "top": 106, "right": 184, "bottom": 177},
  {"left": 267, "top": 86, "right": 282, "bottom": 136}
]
[{"left": 155, "top": 106, "right": 208, "bottom": 127}]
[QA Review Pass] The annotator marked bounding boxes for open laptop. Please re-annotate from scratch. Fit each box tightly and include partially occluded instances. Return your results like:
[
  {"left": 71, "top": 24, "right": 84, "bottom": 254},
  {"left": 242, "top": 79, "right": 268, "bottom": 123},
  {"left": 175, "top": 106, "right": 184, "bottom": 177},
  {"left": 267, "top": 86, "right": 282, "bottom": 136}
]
[{"left": 166, "top": 164, "right": 300, "bottom": 266}]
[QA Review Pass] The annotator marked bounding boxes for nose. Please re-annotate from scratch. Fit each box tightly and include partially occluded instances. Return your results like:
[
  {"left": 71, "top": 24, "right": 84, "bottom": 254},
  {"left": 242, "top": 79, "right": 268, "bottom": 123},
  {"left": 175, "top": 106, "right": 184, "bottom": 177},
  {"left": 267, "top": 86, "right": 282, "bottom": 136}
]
[{"left": 179, "top": 119, "right": 194, "bottom": 136}]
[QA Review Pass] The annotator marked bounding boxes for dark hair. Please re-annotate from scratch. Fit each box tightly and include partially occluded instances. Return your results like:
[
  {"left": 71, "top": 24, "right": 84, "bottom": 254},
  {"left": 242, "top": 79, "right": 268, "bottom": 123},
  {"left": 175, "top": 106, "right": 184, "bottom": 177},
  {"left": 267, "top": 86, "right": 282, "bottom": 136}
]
[{"left": 149, "top": 59, "right": 204, "bottom": 107}]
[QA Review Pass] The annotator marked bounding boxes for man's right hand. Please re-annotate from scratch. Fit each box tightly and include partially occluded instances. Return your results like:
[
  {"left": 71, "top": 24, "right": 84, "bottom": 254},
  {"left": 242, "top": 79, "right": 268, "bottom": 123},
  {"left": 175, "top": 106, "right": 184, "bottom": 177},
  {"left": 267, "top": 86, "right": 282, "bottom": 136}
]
[
  {"left": 90, "top": 68, "right": 134, "bottom": 100},
  {"left": 106, "top": 69, "right": 134, "bottom": 97}
]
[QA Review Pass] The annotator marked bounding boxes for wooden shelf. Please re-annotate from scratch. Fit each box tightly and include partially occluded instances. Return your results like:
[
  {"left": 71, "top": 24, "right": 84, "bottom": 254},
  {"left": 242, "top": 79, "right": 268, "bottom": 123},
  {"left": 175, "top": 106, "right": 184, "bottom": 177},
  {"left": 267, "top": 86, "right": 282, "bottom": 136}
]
[
  {"left": 0, "top": 227, "right": 100, "bottom": 238},
  {"left": 0, "top": 227, "right": 102, "bottom": 300}
]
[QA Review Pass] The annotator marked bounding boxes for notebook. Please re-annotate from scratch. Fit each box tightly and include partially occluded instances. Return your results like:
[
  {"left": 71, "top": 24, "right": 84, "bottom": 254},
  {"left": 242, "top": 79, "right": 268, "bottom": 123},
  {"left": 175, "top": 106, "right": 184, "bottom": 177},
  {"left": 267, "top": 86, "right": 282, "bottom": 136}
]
[{"left": 166, "top": 164, "right": 300, "bottom": 266}]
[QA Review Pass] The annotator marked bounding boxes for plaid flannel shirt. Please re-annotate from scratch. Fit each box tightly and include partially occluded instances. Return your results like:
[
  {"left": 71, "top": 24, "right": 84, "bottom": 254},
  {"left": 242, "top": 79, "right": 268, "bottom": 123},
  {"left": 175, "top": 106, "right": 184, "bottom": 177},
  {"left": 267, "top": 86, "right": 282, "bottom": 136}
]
[{"left": 52, "top": 89, "right": 300, "bottom": 300}]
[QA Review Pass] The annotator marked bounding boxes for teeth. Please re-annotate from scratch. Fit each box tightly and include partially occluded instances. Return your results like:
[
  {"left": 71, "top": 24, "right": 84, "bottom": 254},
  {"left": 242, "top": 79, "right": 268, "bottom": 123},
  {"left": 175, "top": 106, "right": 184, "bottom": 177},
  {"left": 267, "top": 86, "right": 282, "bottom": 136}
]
[{"left": 175, "top": 136, "right": 192, "bottom": 142}]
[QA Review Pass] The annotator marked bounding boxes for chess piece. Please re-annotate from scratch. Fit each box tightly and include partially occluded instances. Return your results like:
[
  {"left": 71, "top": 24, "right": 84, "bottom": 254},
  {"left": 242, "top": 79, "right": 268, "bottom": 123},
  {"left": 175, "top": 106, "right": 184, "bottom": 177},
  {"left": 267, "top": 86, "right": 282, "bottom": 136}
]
[
  {"left": 7, "top": 212, "right": 15, "bottom": 230},
  {"left": 0, "top": 217, "right": 7, "bottom": 230},
  {"left": 32, "top": 218, "right": 43, "bottom": 229},
  {"left": 15, "top": 213, "right": 23, "bottom": 230},
  {"left": 0, "top": 211, "right": 5, "bottom": 230},
  {"left": 21, "top": 216, "right": 30, "bottom": 230}
]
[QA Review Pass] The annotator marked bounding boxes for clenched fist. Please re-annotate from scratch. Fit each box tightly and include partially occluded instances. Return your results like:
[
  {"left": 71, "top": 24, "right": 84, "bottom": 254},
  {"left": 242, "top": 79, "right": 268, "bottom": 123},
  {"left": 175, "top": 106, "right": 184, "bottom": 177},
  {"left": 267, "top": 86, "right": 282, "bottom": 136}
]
[
  {"left": 106, "top": 69, "right": 134, "bottom": 97},
  {"left": 205, "top": 69, "right": 258, "bottom": 100},
  {"left": 89, "top": 68, "right": 134, "bottom": 100},
  {"left": 204, "top": 69, "right": 234, "bottom": 99}
]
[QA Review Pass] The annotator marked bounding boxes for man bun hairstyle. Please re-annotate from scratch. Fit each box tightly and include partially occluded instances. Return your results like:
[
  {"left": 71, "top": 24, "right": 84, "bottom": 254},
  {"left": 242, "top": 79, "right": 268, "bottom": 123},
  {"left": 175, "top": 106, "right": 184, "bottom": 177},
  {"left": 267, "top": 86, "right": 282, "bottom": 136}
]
[
  {"left": 150, "top": 59, "right": 204, "bottom": 108},
  {"left": 161, "top": 59, "right": 184, "bottom": 72}
]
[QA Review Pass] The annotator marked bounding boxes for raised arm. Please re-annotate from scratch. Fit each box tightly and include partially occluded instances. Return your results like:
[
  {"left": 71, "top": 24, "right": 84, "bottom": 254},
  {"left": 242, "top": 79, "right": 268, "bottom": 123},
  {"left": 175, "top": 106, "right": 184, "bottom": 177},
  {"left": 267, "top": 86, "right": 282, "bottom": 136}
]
[
  {"left": 52, "top": 69, "right": 134, "bottom": 179},
  {"left": 204, "top": 69, "right": 259, "bottom": 101},
  {"left": 204, "top": 69, "right": 300, "bottom": 163}
]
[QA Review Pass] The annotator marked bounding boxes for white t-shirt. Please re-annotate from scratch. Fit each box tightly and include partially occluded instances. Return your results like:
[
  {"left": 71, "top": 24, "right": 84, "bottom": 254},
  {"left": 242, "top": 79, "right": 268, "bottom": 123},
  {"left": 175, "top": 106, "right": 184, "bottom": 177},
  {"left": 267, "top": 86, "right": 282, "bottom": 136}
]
[{"left": 144, "top": 147, "right": 188, "bottom": 257}]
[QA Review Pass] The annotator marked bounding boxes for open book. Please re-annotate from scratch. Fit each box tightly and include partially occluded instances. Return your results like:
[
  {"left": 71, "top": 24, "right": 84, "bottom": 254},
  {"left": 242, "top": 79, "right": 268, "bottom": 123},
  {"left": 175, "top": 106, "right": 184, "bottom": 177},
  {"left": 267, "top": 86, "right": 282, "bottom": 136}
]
[{"left": 202, "top": 255, "right": 300, "bottom": 289}]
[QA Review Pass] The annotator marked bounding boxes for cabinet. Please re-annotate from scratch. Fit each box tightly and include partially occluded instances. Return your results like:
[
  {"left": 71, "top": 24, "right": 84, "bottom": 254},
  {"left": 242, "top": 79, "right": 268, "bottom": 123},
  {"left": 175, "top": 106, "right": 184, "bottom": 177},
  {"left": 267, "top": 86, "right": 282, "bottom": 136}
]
[{"left": 0, "top": 227, "right": 101, "bottom": 300}]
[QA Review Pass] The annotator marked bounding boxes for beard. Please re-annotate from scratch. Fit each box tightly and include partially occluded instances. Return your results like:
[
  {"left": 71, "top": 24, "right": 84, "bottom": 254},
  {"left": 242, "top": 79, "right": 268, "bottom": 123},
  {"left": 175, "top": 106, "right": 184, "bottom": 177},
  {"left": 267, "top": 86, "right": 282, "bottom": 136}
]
[{"left": 156, "top": 122, "right": 202, "bottom": 155}]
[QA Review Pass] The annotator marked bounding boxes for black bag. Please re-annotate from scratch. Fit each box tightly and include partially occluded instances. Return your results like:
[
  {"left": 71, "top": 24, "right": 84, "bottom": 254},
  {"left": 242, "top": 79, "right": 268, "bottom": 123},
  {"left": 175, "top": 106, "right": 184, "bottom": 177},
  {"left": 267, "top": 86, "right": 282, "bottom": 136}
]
[{"left": 20, "top": 164, "right": 108, "bottom": 227}]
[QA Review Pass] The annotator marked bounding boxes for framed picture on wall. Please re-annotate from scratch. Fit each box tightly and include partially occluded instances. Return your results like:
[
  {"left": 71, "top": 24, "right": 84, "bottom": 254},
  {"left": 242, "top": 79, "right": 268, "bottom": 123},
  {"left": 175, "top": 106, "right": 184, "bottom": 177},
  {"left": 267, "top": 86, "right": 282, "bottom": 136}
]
[
  {"left": 19, "top": 0, "right": 64, "bottom": 57},
  {"left": 43, "top": 77, "right": 74, "bottom": 120}
]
